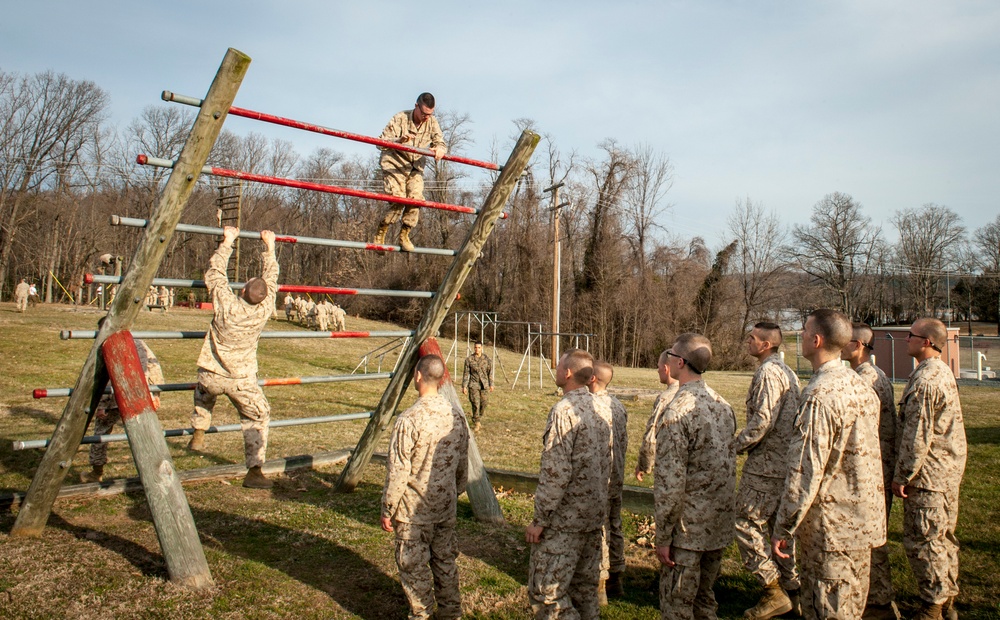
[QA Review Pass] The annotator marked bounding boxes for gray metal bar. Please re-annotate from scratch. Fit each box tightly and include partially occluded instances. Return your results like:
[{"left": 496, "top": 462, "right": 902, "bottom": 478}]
[{"left": 60, "top": 330, "right": 414, "bottom": 340}]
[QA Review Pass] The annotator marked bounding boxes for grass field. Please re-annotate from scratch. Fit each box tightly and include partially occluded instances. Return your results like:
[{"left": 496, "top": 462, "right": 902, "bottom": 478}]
[{"left": 0, "top": 304, "right": 997, "bottom": 619}]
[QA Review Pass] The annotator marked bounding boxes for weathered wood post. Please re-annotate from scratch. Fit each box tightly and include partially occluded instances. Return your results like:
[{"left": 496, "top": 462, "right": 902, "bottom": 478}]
[
  {"left": 419, "top": 338, "right": 504, "bottom": 524},
  {"left": 12, "top": 48, "right": 252, "bottom": 537},
  {"left": 335, "top": 129, "right": 540, "bottom": 493},
  {"left": 102, "top": 331, "right": 213, "bottom": 589}
]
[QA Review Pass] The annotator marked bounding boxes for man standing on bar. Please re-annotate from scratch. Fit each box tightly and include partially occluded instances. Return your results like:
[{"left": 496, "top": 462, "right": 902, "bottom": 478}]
[
  {"left": 461, "top": 342, "right": 493, "bottom": 432},
  {"left": 372, "top": 92, "right": 447, "bottom": 252},
  {"left": 187, "top": 226, "right": 279, "bottom": 489}
]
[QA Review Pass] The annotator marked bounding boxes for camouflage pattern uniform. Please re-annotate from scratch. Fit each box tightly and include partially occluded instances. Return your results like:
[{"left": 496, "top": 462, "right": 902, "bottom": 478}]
[
  {"left": 283, "top": 294, "right": 294, "bottom": 320},
  {"left": 382, "top": 393, "right": 469, "bottom": 620},
  {"left": 895, "top": 357, "right": 966, "bottom": 607},
  {"left": 89, "top": 339, "right": 163, "bottom": 467},
  {"left": 157, "top": 286, "right": 169, "bottom": 310},
  {"left": 774, "top": 359, "right": 885, "bottom": 620},
  {"left": 191, "top": 241, "right": 278, "bottom": 469},
  {"left": 734, "top": 353, "right": 801, "bottom": 591},
  {"left": 316, "top": 301, "right": 329, "bottom": 331},
  {"left": 333, "top": 304, "right": 346, "bottom": 331},
  {"left": 636, "top": 383, "right": 679, "bottom": 477},
  {"left": 654, "top": 380, "right": 737, "bottom": 620},
  {"left": 593, "top": 390, "right": 629, "bottom": 578},
  {"left": 378, "top": 109, "right": 446, "bottom": 227},
  {"left": 14, "top": 280, "right": 29, "bottom": 312},
  {"left": 529, "top": 387, "right": 611, "bottom": 620},
  {"left": 855, "top": 360, "right": 898, "bottom": 607},
  {"left": 461, "top": 352, "right": 493, "bottom": 425}
]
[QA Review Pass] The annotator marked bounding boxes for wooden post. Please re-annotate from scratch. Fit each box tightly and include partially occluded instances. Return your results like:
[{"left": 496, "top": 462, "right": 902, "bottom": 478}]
[
  {"left": 12, "top": 48, "right": 251, "bottom": 537},
  {"left": 102, "top": 331, "right": 213, "bottom": 589},
  {"left": 335, "top": 130, "right": 540, "bottom": 493},
  {"left": 419, "top": 338, "right": 504, "bottom": 524}
]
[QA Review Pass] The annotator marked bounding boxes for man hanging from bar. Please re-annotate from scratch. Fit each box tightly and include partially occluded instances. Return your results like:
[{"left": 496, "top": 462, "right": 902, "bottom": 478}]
[
  {"left": 372, "top": 92, "right": 447, "bottom": 252},
  {"left": 187, "top": 226, "right": 279, "bottom": 489}
]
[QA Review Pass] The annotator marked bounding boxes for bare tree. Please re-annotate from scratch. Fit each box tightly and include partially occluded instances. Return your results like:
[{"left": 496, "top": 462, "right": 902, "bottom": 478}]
[
  {"left": 622, "top": 143, "right": 673, "bottom": 273},
  {"left": 972, "top": 214, "right": 1000, "bottom": 329},
  {"left": 892, "top": 203, "right": 966, "bottom": 316},
  {"left": 727, "top": 196, "right": 788, "bottom": 330}
]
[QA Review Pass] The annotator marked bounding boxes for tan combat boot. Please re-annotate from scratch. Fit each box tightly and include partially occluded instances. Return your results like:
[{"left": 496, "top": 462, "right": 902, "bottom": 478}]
[
  {"left": 79, "top": 465, "right": 104, "bottom": 484},
  {"left": 744, "top": 582, "right": 793, "bottom": 619},
  {"left": 597, "top": 578, "right": 608, "bottom": 607},
  {"left": 242, "top": 466, "right": 273, "bottom": 489},
  {"left": 943, "top": 597, "right": 958, "bottom": 620},
  {"left": 398, "top": 225, "right": 415, "bottom": 252},
  {"left": 372, "top": 222, "right": 390, "bottom": 245},
  {"left": 606, "top": 571, "right": 624, "bottom": 598},
  {"left": 862, "top": 602, "right": 901, "bottom": 620},
  {"left": 187, "top": 429, "right": 206, "bottom": 451},
  {"left": 913, "top": 602, "right": 944, "bottom": 620},
  {"left": 786, "top": 589, "right": 802, "bottom": 617}
]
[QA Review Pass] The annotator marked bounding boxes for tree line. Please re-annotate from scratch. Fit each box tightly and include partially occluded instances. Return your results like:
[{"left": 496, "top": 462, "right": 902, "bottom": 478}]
[{"left": 2, "top": 70, "right": 998, "bottom": 369}]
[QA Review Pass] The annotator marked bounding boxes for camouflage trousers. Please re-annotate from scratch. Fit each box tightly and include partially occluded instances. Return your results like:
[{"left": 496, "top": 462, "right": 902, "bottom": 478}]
[
  {"left": 528, "top": 528, "right": 602, "bottom": 620},
  {"left": 600, "top": 495, "right": 625, "bottom": 578},
  {"left": 468, "top": 388, "right": 488, "bottom": 424},
  {"left": 380, "top": 158, "right": 425, "bottom": 227},
  {"left": 88, "top": 407, "right": 121, "bottom": 467},
  {"left": 394, "top": 521, "right": 462, "bottom": 620},
  {"left": 867, "top": 490, "right": 895, "bottom": 606},
  {"left": 15, "top": 295, "right": 28, "bottom": 312},
  {"left": 192, "top": 371, "right": 269, "bottom": 468},
  {"left": 903, "top": 488, "right": 961, "bottom": 605},
  {"left": 659, "top": 547, "right": 724, "bottom": 620},
  {"left": 735, "top": 474, "right": 800, "bottom": 590},
  {"left": 798, "top": 546, "right": 870, "bottom": 620}
]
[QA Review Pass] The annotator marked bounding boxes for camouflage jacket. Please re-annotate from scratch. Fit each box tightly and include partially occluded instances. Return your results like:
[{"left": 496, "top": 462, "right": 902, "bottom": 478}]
[
  {"left": 856, "top": 360, "right": 898, "bottom": 486},
  {"left": 379, "top": 110, "right": 445, "bottom": 167},
  {"left": 774, "top": 359, "right": 885, "bottom": 551},
  {"left": 196, "top": 243, "right": 278, "bottom": 379},
  {"left": 593, "top": 390, "right": 629, "bottom": 501},
  {"left": 636, "top": 383, "right": 679, "bottom": 475},
  {"left": 533, "top": 387, "right": 611, "bottom": 532},
  {"left": 462, "top": 353, "right": 493, "bottom": 390},
  {"left": 382, "top": 394, "right": 469, "bottom": 524},
  {"left": 735, "top": 353, "right": 800, "bottom": 480},
  {"left": 654, "top": 380, "right": 737, "bottom": 551},
  {"left": 894, "top": 357, "right": 967, "bottom": 493}
]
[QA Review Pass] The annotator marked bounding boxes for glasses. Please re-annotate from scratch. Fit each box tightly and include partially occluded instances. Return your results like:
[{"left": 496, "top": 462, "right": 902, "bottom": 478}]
[
  {"left": 666, "top": 350, "right": 703, "bottom": 374},
  {"left": 907, "top": 332, "right": 942, "bottom": 352},
  {"left": 849, "top": 339, "right": 874, "bottom": 351}
]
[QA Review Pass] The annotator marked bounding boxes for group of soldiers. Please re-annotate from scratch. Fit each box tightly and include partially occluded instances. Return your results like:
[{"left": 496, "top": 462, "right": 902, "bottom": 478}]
[
  {"left": 283, "top": 294, "right": 346, "bottom": 332},
  {"left": 380, "top": 310, "right": 966, "bottom": 620},
  {"left": 144, "top": 285, "right": 174, "bottom": 310}
]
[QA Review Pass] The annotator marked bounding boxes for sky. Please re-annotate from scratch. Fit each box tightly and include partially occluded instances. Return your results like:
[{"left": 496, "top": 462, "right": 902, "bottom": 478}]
[{"left": 2, "top": 1, "right": 998, "bottom": 246}]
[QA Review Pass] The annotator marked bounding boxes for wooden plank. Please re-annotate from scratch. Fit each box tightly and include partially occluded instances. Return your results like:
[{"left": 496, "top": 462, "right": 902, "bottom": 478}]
[
  {"left": 12, "top": 48, "right": 252, "bottom": 537},
  {"left": 335, "top": 129, "right": 540, "bottom": 493}
]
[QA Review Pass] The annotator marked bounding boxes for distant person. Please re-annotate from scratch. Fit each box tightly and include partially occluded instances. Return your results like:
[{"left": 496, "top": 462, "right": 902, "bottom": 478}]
[
  {"left": 772, "top": 309, "right": 884, "bottom": 619},
  {"left": 526, "top": 349, "right": 609, "bottom": 619},
  {"left": 27, "top": 282, "right": 38, "bottom": 306},
  {"left": 372, "top": 92, "right": 447, "bottom": 252},
  {"left": 461, "top": 342, "right": 493, "bottom": 432},
  {"left": 893, "top": 318, "right": 966, "bottom": 620},
  {"left": 635, "top": 349, "right": 679, "bottom": 482},
  {"left": 841, "top": 322, "right": 900, "bottom": 619},
  {"left": 381, "top": 354, "right": 469, "bottom": 620},
  {"left": 654, "top": 333, "right": 737, "bottom": 620},
  {"left": 14, "top": 278, "right": 30, "bottom": 312},
  {"left": 589, "top": 361, "right": 628, "bottom": 601},
  {"left": 187, "top": 226, "right": 279, "bottom": 489},
  {"left": 735, "top": 322, "right": 802, "bottom": 619}
]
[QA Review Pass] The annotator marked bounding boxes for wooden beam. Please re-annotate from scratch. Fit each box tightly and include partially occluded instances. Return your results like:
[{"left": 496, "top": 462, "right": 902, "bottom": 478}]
[
  {"left": 12, "top": 48, "right": 252, "bottom": 537},
  {"left": 335, "top": 130, "right": 540, "bottom": 493}
]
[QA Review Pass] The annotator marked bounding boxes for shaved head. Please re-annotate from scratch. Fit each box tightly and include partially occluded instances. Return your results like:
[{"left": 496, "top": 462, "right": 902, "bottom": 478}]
[
  {"left": 807, "top": 309, "right": 852, "bottom": 351},
  {"left": 242, "top": 277, "right": 268, "bottom": 305},
  {"left": 593, "top": 360, "right": 614, "bottom": 388},
  {"left": 913, "top": 317, "right": 947, "bottom": 352},
  {"left": 560, "top": 348, "right": 594, "bottom": 384},
  {"left": 673, "top": 333, "right": 712, "bottom": 374},
  {"left": 415, "top": 354, "right": 445, "bottom": 386},
  {"left": 753, "top": 321, "right": 783, "bottom": 351}
]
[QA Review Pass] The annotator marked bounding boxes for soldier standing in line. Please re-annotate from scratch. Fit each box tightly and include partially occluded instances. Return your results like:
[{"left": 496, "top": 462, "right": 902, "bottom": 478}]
[
  {"left": 635, "top": 349, "right": 679, "bottom": 483},
  {"left": 371, "top": 93, "right": 447, "bottom": 252},
  {"left": 14, "top": 278, "right": 30, "bottom": 312},
  {"left": 841, "top": 322, "right": 900, "bottom": 620},
  {"left": 589, "top": 361, "right": 629, "bottom": 602},
  {"left": 772, "top": 309, "right": 885, "bottom": 619},
  {"left": 381, "top": 354, "right": 469, "bottom": 620},
  {"left": 334, "top": 304, "right": 347, "bottom": 331},
  {"left": 158, "top": 286, "right": 170, "bottom": 312},
  {"left": 526, "top": 349, "right": 609, "bottom": 620},
  {"left": 893, "top": 318, "right": 966, "bottom": 620},
  {"left": 735, "top": 322, "right": 802, "bottom": 619},
  {"left": 283, "top": 293, "right": 294, "bottom": 321},
  {"left": 186, "top": 226, "right": 279, "bottom": 489},
  {"left": 316, "top": 299, "right": 330, "bottom": 332},
  {"left": 654, "top": 333, "right": 737, "bottom": 620},
  {"left": 461, "top": 342, "right": 493, "bottom": 432}
]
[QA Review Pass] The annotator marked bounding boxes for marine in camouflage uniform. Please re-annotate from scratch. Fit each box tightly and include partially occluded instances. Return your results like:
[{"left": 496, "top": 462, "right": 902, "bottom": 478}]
[
  {"left": 635, "top": 350, "right": 679, "bottom": 482},
  {"left": 893, "top": 319, "right": 966, "bottom": 619},
  {"left": 15, "top": 279, "right": 29, "bottom": 312},
  {"left": 382, "top": 355, "right": 469, "bottom": 620},
  {"left": 461, "top": 343, "right": 493, "bottom": 429},
  {"left": 773, "top": 310, "right": 885, "bottom": 620},
  {"left": 527, "top": 349, "right": 609, "bottom": 620},
  {"left": 735, "top": 322, "right": 802, "bottom": 619},
  {"left": 189, "top": 228, "right": 278, "bottom": 487},
  {"left": 654, "top": 334, "right": 736, "bottom": 620}
]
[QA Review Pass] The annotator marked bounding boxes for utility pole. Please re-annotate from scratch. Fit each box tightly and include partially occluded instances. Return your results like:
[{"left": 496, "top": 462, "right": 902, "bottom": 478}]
[{"left": 544, "top": 182, "right": 569, "bottom": 369}]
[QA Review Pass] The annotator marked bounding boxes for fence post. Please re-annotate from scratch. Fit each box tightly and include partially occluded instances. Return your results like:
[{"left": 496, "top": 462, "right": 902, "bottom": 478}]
[{"left": 102, "top": 331, "right": 214, "bottom": 589}]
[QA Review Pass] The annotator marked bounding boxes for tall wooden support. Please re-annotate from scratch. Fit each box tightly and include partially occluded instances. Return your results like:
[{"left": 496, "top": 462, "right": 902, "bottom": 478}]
[
  {"left": 336, "top": 130, "right": 540, "bottom": 493},
  {"left": 419, "top": 338, "right": 504, "bottom": 524},
  {"left": 102, "top": 332, "right": 213, "bottom": 589},
  {"left": 12, "top": 48, "right": 251, "bottom": 537}
]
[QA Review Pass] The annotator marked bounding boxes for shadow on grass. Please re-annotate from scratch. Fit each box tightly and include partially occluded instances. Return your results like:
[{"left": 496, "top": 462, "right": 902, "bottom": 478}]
[
  {"left": 8, "top": 404, "right": 60, "bottom": 426},
  {"left": 48, "top": 505, "right": 170, "bottom": 579},
  {"left": 966, "top": 426, "right": 1000, "bottom": 445}
]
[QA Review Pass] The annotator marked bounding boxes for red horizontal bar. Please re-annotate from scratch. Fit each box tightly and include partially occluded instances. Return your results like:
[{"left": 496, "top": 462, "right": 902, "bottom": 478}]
[
  {"left": 328, "top": 331, "right": 372, "bottom": 339},
  {"left": 279, "top": 284, "right": 358, "bottom": 296},
  {"left": 33, "top": 389, "right": 47, "bottom": 399},
  {"left": 261, "top": 377, "right": 303, "bottom": 386}
]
